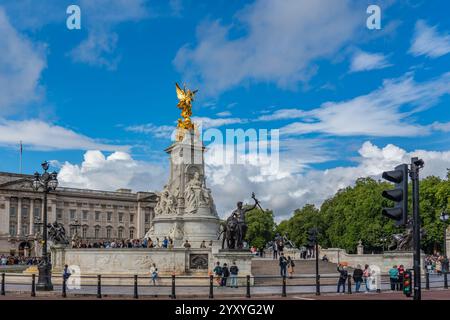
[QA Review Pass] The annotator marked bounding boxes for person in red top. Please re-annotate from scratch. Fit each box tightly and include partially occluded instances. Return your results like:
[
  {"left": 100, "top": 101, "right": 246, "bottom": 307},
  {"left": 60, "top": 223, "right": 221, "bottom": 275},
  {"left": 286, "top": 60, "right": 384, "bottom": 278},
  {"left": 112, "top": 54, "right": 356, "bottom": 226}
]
[{"left": 397, "top": 265, "right": 405, "bottom": 291}]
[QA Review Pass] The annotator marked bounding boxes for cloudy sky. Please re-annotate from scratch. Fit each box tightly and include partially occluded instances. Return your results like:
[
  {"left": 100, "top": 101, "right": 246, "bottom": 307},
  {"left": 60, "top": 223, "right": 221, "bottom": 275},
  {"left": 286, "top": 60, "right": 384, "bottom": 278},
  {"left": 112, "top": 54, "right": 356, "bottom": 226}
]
[{"left": 0, "top": 0, "right": 449, "bottom": 221}]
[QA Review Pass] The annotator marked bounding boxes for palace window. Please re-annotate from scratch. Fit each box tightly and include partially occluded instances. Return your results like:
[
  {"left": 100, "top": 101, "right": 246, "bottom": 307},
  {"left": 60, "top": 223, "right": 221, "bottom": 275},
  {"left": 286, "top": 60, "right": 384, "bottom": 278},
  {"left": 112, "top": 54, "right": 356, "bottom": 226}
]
[
  {"left": 118, "top": 212, "right": 123, "bottom": 223},
  {"left": 9, "top": 224, "right": 16, "bottom": 236},
  {"left": 107, "top": 212, "right": 112, "bottom": 222},
  {"left": 33, "top": 206, "right": 41, "bottom": 220},
  {"left": 130, "top": 214, "right": 134, "bottom": 223},
  {"left": 82, "top": 226, "right": 88, "bottom": 239},
  {"left": 95, "top": 211, "right": 101, "bottom": 221},
  {"left": 70, "top": 209, "right": 76, "bottom": 221},
  {"left": 106, "top": 227, "right": 112, "bottom": 239},
  {"left": 22, "top": 206, "right": 29, "bottom": 218},
  {"left": 94, "top": 226, "right": 100, "bottom": 239},
  {"left": 22, "top": 224, "right": 28, "bottom": 235},
  {"left": 56, "top": 209, "right": 63, "bottom": 220},
  {"left": 82, "top": 210, "right": 88, "bottom": 221},
  {"left": 144, "top": 214, "right": 150, "bottom": 223},
  {"left": 9, "top": 205, "right": 17, "bottom": 218},
  {"left": 129, "top": 228, "right": 134, "bottom": 239},
  {"left": 118, "top": 227, "right": 123, "bottom": 239}
]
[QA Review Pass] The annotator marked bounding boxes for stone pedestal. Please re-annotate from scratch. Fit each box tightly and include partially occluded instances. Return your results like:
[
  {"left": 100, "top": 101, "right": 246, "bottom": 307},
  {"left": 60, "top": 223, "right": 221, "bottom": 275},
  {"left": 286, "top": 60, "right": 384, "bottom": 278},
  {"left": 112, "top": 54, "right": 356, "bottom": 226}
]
[
  {"left": 149, "top": 131, "right": 221, "bottom": 247},
  {"left": 357, "top": 240, "right": 364, "bottom": 255}
]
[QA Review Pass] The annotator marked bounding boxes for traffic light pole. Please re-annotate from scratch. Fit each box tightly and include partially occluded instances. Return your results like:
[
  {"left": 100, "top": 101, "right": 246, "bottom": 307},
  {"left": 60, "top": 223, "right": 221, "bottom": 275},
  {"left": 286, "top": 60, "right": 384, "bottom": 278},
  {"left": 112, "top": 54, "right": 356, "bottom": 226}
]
[
  {"left": 315, "top": 241, "right": 320, "bottom": 295},
  {"left": 410, "top": 157, "right": 422, "bottom": 301}
]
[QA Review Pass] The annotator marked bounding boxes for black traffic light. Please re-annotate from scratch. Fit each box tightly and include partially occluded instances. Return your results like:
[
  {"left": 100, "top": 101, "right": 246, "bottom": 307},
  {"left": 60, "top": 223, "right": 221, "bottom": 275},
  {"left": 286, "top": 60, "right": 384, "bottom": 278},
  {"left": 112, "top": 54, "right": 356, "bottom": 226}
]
[
  {"left": 307, "top": 228, "right": 318, "bottom": 247},
  {"left": 381, "top": 164, "right": 408, "bottom": 226},
  {"left": 403, "top": 269, "right": 412, "bottom": 297}
]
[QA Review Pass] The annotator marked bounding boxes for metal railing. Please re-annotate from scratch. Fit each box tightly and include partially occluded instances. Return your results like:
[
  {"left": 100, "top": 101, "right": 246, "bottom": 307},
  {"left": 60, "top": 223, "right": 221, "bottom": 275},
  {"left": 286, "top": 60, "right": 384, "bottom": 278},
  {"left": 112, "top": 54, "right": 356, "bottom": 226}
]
[{"left": 0, "top": 271, "right": 448, "bottom": 299}]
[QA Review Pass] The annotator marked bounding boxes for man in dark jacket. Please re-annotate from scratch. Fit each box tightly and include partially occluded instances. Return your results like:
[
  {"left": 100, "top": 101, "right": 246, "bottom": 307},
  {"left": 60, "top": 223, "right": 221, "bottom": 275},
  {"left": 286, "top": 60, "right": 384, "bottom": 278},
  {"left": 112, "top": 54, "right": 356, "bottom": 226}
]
[
  {"left": 221, "top": 263, "right": 230, "bottom": 287},
  {"left": 352, "top": 265, "right": 363, "bottom": 293},
  {"left": 279, "top": 253, "right": 288, "bottom": 277},
  {"left": 337, "top": 264, "right": 348, "bottom": 293}
]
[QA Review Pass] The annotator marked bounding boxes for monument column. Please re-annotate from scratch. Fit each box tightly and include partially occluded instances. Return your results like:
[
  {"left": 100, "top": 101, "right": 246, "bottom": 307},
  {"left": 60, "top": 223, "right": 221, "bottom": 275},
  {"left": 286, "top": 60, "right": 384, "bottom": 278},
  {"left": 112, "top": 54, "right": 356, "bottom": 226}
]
[
  {"left": 1, "top": 197, "right": 10, "bottom": 235},
  {"left": 17, "top": 198, "right": 22, "bottom": 237}
]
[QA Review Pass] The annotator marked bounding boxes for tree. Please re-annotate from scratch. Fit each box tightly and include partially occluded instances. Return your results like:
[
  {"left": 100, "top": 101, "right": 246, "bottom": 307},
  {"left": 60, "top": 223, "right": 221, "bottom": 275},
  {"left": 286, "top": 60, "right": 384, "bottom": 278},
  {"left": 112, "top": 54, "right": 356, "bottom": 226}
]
[{"left": 245, "top": 208, "right": 275, "bottom": 250}]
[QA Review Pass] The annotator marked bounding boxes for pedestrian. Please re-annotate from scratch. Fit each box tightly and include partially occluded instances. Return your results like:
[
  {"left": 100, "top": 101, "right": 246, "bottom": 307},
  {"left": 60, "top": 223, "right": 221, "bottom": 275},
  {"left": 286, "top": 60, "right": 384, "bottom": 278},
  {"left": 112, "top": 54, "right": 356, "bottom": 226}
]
[
  {"left": 353, "top": 264, "right": 363, "bottom": 293},
  {"left": 287, "top": 256, "right": 295, "bottom": 279},
  {"left": 183, "top": 240, "right": 191, "bottom": 249},
  {"left": 162, "top": 237, "right": 168, "bottom": 248},
  {"left": 272, "top": 241, "right": 278, "bottom": 260},
  {"left": 397, "top": 264, "right": 405, "bottom": 291},
  {"left": 221, "top": 263, "right": 230, "bottom": 287},
  {"left": 150, "top": 263, "right": 158, "bottom": 285},
  {"left": 441, "top": 256, "right": 449, "bottom": 275},
  {"left": 389, "top": 265, "right": 399, "bottom": 291},
  {"left": 363, "top": 264, "right": 371, "bottom": 292},
  {"left": 279, "top": 252, "right": 288, "bottom": 278},
  {"left": 213, "top": 261, "right": 222, "bottom": 286},
  {"left": 62, "top": 264, "right": 71, "bottom": 290},
  {"left": 168, "top": 237, "right": 174, "bottom": 249},
  {"left": 229, "top": 262, "right": 239, "bottom": 288},
  {"left": 337, "top": 264, "right": 348, "bottom": 293}
]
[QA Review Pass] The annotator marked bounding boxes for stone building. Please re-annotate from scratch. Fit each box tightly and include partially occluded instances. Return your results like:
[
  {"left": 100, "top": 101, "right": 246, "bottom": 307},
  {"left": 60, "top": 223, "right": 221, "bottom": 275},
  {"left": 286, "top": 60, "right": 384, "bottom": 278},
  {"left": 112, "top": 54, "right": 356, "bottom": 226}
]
[{"left": 0, "top": 172, "right": 158, "bottom": 255}]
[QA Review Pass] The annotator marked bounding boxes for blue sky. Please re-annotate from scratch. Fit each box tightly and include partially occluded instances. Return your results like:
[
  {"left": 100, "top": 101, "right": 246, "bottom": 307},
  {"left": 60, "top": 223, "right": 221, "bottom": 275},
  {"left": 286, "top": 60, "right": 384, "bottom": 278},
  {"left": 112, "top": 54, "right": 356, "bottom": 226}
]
[{"left": 0, "top": 0, "right": 449, "bottom": 220}]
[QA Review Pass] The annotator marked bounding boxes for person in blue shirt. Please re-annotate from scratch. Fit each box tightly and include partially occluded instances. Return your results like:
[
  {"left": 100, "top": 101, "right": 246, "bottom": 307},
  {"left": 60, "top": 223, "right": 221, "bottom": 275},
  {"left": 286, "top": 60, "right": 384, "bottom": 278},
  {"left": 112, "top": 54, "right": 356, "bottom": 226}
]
[
  {"left": 62, "top": 264, "right": 71, "bottom": 290},
  {"left": 389, "top": 265, "right": 399, "bottom": 291},
  {"left": 162, "top": 237, "right": 169, "bottom": 248}
]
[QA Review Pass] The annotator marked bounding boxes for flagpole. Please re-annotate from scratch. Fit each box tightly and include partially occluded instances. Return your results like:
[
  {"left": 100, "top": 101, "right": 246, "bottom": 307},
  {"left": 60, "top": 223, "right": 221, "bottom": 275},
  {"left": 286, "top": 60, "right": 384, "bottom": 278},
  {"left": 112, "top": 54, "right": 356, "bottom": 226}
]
[{"left": 19, "top": 141, "right": 22, "bottom": 174}]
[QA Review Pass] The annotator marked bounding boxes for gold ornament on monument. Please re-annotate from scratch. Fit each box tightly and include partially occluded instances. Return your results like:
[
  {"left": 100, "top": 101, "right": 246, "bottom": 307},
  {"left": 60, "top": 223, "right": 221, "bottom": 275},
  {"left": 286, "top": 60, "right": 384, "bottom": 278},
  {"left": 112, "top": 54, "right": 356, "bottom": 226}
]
[{"left": 175, "top": 82, "right": 198, "bottom": 141}]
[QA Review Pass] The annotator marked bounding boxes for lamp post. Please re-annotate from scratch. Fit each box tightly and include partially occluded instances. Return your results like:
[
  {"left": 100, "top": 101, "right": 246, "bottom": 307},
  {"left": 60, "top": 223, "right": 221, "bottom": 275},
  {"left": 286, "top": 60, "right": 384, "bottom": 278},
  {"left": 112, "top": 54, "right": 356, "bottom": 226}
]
[
  {"left": 34, "top": 217, "right": 43, "bottom": 257},
  {"left": 32, "top": 161, "right": 58, "bottom": 291},
  {"left": 440, "top": 211, "right": 449, "bottom": 256}
]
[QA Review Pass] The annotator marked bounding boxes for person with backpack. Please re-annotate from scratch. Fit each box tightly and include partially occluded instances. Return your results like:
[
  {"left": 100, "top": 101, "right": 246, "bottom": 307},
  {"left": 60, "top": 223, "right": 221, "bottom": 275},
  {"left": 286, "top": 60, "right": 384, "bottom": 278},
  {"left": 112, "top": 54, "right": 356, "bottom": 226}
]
[
  {"left": 337, "top": 264, "right": 348, "bottom": 293},
  {"left": 279, "top": 253, "right": 288, "bottom": 278},
  {"left": 229, "top": 262, "right": 239, "bottom": 288},
  {"left": 221, "top": 263, "right": 230, "bottom": 287},
  {"left": 213, "top": 261, "right": 222, "bottom": 286},
  {"left": 287, "top": 256, "right": 295, "bottom": 278},
  {"left": 352, "top": 264, "right": 363, "bottom": 293}
]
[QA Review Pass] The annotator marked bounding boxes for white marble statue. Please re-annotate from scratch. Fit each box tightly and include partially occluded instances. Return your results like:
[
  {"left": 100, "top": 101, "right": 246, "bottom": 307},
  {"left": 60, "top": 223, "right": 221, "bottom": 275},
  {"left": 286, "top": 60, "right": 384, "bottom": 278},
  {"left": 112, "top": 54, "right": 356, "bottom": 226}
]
[{"left": 155, "top": 185, "right": 177, "bottom": 215}]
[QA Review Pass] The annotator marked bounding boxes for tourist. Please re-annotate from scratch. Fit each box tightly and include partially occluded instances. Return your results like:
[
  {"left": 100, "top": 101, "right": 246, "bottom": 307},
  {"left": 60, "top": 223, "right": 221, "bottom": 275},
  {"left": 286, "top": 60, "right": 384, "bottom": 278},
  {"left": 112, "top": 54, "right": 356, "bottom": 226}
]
[
  {"left": 352, "top": 264, "right": 363, "bottom": 293},
  {"left": 397, "top": 264, "right": 405, "bottom": 291},
  {"left": 229, "top": 262, "right": 239, "bottom": 288},
  {"left": 168, "top": 237, "right": 174, "bottom": 249},
  {"left": 277, "top": 240, "right": 284, "bottom": 255},
  {"left": 272, "top": 241, "right": 278, "bottom": 260},
  {"left": 441, "top": 256, "right": 449, "bottom": 275},
  {"left": 221, "top": 263, "right": 230, "bottom": 287},
  {"left": 155, "top": 238, "right": 160, "bottom": 248},
  {"left": 161, "top": 237, "right": 168, "bottom": 248},
  {"left": 322, "top": 255, "right": 329, "bottom": 262},
  {"left": 62, "top": 264, "right": 71, "bottom": 290},
  {"left": 213, "top": 261, "right": 222, "bottom": 286},
  {"left": 279, "top": 252, "right": 288, "bottom": 278},
  {"left": 150, "top": 263, "right": 158, "bottom": 285},
  {"left": 336, "top": 264, "right": 348, "bottom": 293},
  {"left": 183, "top": 240, "right": 191, "bottom": 249},
  {"left": 389, "top": 265, "right": 399, "bottom": 291},
  {"left": 287, "top": 256, "right": 295, "bottom": 278},
  {"left": 363, "top": 264, "right": 371, "bottom": 292},
  {"left": 200, "top": 240, "right": 206, "bottom": 248}
]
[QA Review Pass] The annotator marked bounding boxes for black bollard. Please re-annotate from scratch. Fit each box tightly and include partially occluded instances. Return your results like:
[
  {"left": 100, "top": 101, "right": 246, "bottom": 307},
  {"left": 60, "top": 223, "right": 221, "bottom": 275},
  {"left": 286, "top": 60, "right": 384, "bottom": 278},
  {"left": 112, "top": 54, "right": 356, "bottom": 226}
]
[
  {"left": 347, "top": 274, "right": 352, "bottom": 294},
  {"left": 246, "top": 275, "right": 251, "bottom": 298},
  {"left": 425, "top": 271, "right": 430, "bottom": 290},
  {"left": 1, "top": 273, "right": 4, "bottom": 295},
  {"left": 316, "top": 274, "right": 321, "bottom": 296},
  {"left": 445, "top": 272, "right": 448, "bottom": 289},
  {"left": 209, "top": 275, "right": 214, "bottom": 299},
  {"left": 62, "top": 277, "right": 67, "bottom": 298},
  {"left": 134, "top": 275, "right": 138, "bottom": 299},
  {"left": 31, "top": 274, "right": 36, "bottom": 297},
  {"left": 282, "top": 276, "right": 287, "bottom": 297},
  {"left": 97, "top": 275, "right": 102, "bottom": 298},
  {"left": 170, "top": 274, "right": 176, "bottom": 299}
]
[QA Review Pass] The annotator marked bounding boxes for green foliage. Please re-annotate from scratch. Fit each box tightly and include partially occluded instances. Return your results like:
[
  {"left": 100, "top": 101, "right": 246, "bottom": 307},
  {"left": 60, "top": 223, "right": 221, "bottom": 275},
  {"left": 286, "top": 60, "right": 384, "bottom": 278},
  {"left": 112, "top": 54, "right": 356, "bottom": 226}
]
[
  {"left": 277, "top": 174, "right": 450, "bottom": 254},
  {"left": 245, "top": 208, "right": 275, "bottom": 249}
]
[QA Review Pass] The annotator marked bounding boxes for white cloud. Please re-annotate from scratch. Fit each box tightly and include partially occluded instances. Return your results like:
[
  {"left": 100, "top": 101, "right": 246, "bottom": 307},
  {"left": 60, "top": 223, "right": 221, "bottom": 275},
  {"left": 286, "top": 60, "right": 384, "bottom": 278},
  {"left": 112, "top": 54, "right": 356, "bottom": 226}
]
[
  {"left": 281, "top": 72, "right": 450, "bottom": 137},
  {"left": 350, "top": 50, "right": 391, "bottom": 72},
  {"left": 174, "top": 0, "right": 361, "bottom": 95},
  {"left": 192, "top": 116, "right": 247, "bottom": 129},
  {"left": 69, "top": 0, "right": 149, "bottom": 69},
  {"left": 409, "top": 20, "right": 450, "bottom": 58},
  {"left": 430, "top": 121, "right": 450, "bottom": 132},
  {"left": 58, "top": 150, "right": 166, "bottom": 192},
  {"left": 0, "top": 119, "right": 128, "bottom": 151},
  {"left": 257, "top": 109, "right": 305, "bottom": 121},
  {"left": 125, "top": 123, "right": 175, "bottom": 139},
  {"left": 0, "top": 7, "right": 46, "bottom": 115},
  {"left": 216, "top": 111, "right": 232, "bottom": 117}
]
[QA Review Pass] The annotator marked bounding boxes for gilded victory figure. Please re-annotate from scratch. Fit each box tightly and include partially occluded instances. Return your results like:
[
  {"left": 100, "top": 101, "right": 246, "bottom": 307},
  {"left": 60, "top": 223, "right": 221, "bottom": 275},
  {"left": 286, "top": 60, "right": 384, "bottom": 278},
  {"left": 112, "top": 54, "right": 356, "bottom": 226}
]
[{"left": 175, "top": 83, "right": 198, "bottom": 140}]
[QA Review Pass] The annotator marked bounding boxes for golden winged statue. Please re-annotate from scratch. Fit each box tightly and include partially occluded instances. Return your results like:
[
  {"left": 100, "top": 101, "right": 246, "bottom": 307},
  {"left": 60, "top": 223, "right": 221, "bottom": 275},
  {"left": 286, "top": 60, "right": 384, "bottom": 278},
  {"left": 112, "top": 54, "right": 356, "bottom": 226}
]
[{"left": 175, "top": 83, "right": 198, "bottom": 140}]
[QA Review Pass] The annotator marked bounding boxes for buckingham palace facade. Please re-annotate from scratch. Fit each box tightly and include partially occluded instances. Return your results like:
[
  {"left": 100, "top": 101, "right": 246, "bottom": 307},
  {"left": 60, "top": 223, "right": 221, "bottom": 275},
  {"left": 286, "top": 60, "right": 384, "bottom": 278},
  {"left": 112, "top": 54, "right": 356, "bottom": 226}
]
[{"left": 0, "top": 172, "right": 158, "bottom": 255}]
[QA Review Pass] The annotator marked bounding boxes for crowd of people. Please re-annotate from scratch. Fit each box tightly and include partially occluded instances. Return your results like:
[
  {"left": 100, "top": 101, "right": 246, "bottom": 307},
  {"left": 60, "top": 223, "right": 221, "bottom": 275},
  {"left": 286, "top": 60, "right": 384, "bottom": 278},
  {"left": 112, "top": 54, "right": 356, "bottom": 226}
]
[
  {"left": 213, "top": 261, "right": 240, "bottom": 288},
  {"left": 70, "top": 238, "right": 213, "bottom": 249},
  {"left": 0, "top": 255, "right": 41, "bottom": 266},
  {"left": 424, "top": 253, "right": 449, "bottom": 274}
]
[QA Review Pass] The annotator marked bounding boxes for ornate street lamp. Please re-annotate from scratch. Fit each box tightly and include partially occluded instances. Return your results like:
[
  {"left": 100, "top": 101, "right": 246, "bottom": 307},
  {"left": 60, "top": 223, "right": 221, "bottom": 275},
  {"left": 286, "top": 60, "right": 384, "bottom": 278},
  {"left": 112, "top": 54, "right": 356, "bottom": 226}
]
[
  {"left": 440, "top": 211, "right": 449, "bottom": 256},
  {"left": 32, "top": 161, "right": 58, "bottom": 291}
]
